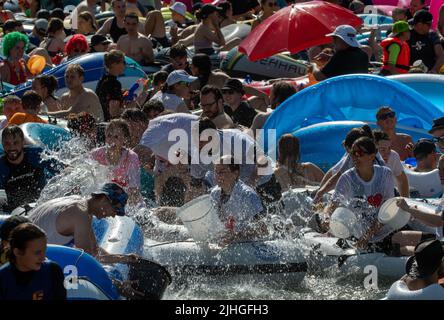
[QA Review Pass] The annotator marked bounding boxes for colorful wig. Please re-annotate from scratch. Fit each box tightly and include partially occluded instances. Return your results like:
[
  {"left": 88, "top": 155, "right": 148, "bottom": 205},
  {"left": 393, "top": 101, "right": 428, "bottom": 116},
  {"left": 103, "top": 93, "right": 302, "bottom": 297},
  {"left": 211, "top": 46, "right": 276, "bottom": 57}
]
[
  {"left": 2, "top": 31, "right": 29, "bottom": 57},
  {"left": 64, "top": 34, "right": 89, "bottom": 56}
]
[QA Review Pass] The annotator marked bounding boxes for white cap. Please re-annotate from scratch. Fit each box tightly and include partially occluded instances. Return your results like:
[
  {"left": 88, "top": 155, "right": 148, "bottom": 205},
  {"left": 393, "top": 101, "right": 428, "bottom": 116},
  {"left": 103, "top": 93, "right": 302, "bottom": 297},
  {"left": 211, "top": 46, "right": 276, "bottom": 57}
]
[
  {"left": 167, "top": 70, "right": 197, "bottom": 86},
  {"left": 170, "top": 2, "right": 187, "bottom": 17},
  {"left": 326, "top": 25, "right": 360, "bottom": 48}
]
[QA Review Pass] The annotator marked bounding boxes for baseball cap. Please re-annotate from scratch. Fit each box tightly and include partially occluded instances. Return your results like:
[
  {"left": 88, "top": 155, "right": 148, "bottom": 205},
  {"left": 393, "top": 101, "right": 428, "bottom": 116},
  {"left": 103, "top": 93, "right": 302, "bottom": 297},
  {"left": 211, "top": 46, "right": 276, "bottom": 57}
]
[
  {"left": 413, "top": 9, "right": 433, "bottom": 25},
  {"left": 392, "top": 20, "right": 410, "bottom": 34},
  {"left": 221, "top": 78, "right": 245, "bottom": 94},
  {"left": 92, "top": 182, "right": 128, "bottom": 216},
  {"left": 35, "top": 18, "right": 49, "bottom": 33},
  {"left": 90, "top": 34, "right": 112, "bottom": 47},
  {"left": 326, "top": 25, "right": 360, "bottom": 48},
  {"left": 170, "top": 1, "right": 187, "bottom": 17},
  {"left": 413, "top": 138, "right": 437, "bottom": 159},
  {"left": 166, "top": 70, "right": 197, "bottom": 86},
  {"left": 405, "top": 239, "right": 444, "bottom": 279}
]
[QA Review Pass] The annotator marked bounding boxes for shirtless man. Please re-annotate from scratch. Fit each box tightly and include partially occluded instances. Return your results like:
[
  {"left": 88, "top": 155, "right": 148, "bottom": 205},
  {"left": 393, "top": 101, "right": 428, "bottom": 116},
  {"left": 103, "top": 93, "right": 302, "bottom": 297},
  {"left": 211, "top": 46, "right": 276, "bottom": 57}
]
[
  {"left": 117, "top": 13, "right": 154, "bottom": 66},
  {"left": 96, "top": 0, "right": 144, "bottom": 43},
  {"left": 28, "top": 182, "right": 133, "bottom": 262},
  {"left": 47, "top": 64, "right": 104, "bottom": 122},
  {"left": 376, "top": 106, "right": 413, "bottom": 161}
]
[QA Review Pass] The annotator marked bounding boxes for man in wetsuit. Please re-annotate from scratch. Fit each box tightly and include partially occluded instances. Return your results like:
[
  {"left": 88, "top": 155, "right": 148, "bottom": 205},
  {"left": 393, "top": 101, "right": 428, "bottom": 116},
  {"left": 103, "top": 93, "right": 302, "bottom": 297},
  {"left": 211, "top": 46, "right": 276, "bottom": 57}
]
[{"left": 0, "top": 126, "right": 64, "bottom": 213}]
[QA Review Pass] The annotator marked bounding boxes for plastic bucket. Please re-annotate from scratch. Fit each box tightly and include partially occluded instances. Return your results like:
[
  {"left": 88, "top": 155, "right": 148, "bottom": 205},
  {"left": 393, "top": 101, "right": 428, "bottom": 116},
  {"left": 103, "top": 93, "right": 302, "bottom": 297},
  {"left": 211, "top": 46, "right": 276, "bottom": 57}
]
[
  {"left": 176, "top": 194, "right": 225, "bottom": 242},
  {"left": 329, "top": 207, "right": 359, "bottom": 239},
  {"left": 378, "top": 198, "right": 411, "bottom": 230},
  {"left": 128, "top": 259, "right": 172, "bottom": 300}
]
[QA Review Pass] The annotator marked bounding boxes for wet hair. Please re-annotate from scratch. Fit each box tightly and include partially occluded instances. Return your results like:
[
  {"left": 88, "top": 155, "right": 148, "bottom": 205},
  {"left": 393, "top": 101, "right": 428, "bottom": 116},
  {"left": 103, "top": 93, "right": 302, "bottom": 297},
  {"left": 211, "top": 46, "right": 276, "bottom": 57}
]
[
  {"left": 46, "top": 18, "right": 64, "bottom": 35},
  {"left": 270, "top": 81, "right": 297, "bottom": 109},
  {"left": 200, "top": 85, "right": 223, "bottom": 102},
  {"left": 34, "top": 75, "right": 58, "bottom": 97},
  {"left": 0, "top": 216, "right": 30, "bottom": 242},
  {"left": 152, "top": 71, "right": 168, "bottom": 86},
  {"left": 65, "top": 63, "right": 85, "bottom": 77},
  {"left": 373, "top": 129, "right": 390, "bottom": 143},
  {"left": 191, "top": 54, "right": 212, "bottom": 88},
  {"left": 3, "top": 95, "right": 22, "bottom": 106},
  {"left": 78, "top": 11, "right": 97, "bottom": 31},
  {"left": 50, "top": 8, "right": 66, "bottom": 21},
  {"left": 21, "top": 90, "right": 43, "bottom": 111},
  {"left": 218, "top": 155, "right": 240, "bottom": 172},
  {"left": 5, "top": 223, "right": 46, "bottom": 263},
  {"left": 67, "top": 112, "right": 97, "bottom": 135},
  {"left": 278, "top": 134, "right": 300, "bottom": 173},
  {"left": 2, "top": 31, "right": 29, "bottom": 57},
  {"left": 106, "top": 119, "right": 131, "bottom": 140},
  {"left": 199, "top": 117, "right": 217, "bottom": 134},
  {"left": 142, "top": 100, "right": 164, "bottom": 116},
  {"left": 36, "top": 9, "right": 50, "bottom": 20},
  {"left": 352, "top": 136, "right": 377, "bottom": 155},
  {"left": 169, "top": 43, "right": 188, "bottom": 59},
  {"left": 111, "top": 0, "right": 125, "bottom": 6},
  {"left": 2, "top": 125, "right": 24, "bottom": 141},
  {"left": 344, "top": 125, "right": 374, "bottom": 149},
  {"left": 218, "top": 2, "right": 231, "bottom": 19},
  {"left": 104, "top": 49, "right": 125, "bottom": 69},
  {"left": 65, "top": 34, "right": 89, "bottom": 56},
  {"left": 124, "top": 13, "right": 139, "bottom": 22},
  {"left": 121, "top": 108, "right": 149, "bottom": 123}
]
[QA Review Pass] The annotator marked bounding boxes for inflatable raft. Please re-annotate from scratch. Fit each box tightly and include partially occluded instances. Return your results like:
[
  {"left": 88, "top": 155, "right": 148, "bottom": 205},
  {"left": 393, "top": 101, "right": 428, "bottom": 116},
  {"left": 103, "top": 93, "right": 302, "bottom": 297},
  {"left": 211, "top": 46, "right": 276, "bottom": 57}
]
[
  {"left": 221, "top": 47, "right": 309, "bottom": 80},
  {"left": 4, "top": 53, "right": 147, "bottom": 98},
  {"left": 143, "top": 239, "right": 307, "bottom": 288}
]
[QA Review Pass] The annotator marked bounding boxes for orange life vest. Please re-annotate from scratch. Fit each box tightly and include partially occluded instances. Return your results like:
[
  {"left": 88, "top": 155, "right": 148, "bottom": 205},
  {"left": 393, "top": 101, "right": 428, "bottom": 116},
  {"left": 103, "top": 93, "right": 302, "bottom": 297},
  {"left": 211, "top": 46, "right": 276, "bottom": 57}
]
[{"left": 381, "top": 37, "right": 410, "bottom": 74}]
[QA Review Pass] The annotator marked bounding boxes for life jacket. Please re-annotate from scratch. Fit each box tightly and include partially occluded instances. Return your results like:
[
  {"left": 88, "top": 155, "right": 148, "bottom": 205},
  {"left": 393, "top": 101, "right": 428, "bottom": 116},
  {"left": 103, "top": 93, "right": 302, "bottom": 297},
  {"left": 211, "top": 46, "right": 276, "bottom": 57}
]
[
  {"left": 0, "top": 261, "right": 54, "bottom": 300},
  {"left": 381, "top": 37, "right": 410, "bottom": 74}
]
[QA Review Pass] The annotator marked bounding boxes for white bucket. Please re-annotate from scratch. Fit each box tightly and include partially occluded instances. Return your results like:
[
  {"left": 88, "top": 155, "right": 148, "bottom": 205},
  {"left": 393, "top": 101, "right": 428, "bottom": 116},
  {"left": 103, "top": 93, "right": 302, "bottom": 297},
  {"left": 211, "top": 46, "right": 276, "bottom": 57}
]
[
  {"left": 378, "top": 198, "right": 411, "bottom": 230},
  {"left": 176, "top": 195, "right": 225, "bottom": 242},
  {"left": 329, "top": 207, "right": 361, "bottom": 239}
]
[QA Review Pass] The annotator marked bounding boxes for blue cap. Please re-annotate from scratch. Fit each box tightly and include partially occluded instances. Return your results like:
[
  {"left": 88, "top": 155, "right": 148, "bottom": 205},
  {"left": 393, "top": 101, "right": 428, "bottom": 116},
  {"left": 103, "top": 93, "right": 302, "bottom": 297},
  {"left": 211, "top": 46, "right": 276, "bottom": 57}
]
[{"left": 92, "top": 183, "right": 128, "bottom": 216}]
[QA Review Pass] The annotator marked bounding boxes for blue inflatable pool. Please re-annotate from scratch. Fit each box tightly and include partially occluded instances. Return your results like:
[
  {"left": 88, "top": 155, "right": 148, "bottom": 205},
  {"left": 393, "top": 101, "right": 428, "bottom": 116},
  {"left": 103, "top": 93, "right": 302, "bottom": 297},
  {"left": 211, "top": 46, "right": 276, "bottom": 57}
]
[
  {"left": 358, "top": 14, "right": 393, "bottom": 25},
  {"left": 260, "top": 74, "right": 443, "bottom": 156},
  {"left": 3, "top": 53, "right": 147, "bottom": 98},
  {"left": 295, "top": 120, "right": 431, "bottom": 172},
  {"left": 388, "top": 74, "right": 444, "bottom": 111}
]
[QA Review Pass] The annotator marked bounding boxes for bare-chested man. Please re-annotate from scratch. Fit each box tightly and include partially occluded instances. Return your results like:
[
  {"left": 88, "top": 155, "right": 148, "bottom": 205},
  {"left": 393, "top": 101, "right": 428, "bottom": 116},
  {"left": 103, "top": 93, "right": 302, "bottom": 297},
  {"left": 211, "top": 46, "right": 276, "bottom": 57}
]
[
  {"left": 376, "top": 106, "right": 413, "bottom": 161},
  {"left": 117, "top": 13, "right": 154, "bottom": 66},
  {"left": 47, "top": 64, "right": 104, "bottom": 122},
  {"left": 96, "top": 0, "right": 144, "bottom": 43}
]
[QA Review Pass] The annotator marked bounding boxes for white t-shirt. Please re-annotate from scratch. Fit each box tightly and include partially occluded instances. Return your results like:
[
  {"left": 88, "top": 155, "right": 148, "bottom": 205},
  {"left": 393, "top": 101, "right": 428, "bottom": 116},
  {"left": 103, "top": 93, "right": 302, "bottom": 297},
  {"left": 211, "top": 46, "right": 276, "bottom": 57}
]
[
  {"left": 331, "top": 152, "right": 386, "bottom": 174},
  {"left": 332, "top": 165, "right": 395, "bottom": 242},
  {"left": 332, "top": 165, "right": 395, "bottom": 208},
  {"left": 386, "top": 150, "right": 404, "bottom": 177},
  {"left": 210, "top": 180, "right": 263, "bottom": 233},
  {"left": 150, "top": 91, "right": 185, "bottom": 113}
]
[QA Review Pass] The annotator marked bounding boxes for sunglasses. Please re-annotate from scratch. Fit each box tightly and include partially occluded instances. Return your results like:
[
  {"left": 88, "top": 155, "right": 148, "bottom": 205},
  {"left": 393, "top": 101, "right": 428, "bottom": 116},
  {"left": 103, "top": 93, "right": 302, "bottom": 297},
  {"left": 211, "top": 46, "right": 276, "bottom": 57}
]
[
  {"left": 268, "top": 1, "right": 277, "bottom": 6},
  {"left": 199, "top": 100, "right": 217, "bottom": 108},
  {"left": 177, "top": 81, "right": 190, "bottom": 86},
  {"left": 432, "top": 135, "right": 444, "bottom": 144},
  {"left": 377, "top": 111, "right": 396, "bottom": 121}
]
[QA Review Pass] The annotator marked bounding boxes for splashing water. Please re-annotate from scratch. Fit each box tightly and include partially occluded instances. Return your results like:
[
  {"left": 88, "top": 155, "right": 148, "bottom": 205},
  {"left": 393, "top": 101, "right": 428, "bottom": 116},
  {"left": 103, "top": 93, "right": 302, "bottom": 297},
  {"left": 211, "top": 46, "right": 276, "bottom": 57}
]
[{"left": 35, "top": 137, "right": 393, "bottom": 300}]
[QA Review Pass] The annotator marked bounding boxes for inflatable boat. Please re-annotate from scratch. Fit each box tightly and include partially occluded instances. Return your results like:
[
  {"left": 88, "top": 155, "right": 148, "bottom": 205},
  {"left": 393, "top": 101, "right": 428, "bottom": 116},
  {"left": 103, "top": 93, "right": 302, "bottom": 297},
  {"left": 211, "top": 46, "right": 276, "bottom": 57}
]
[
  {"left": 221, "top": 47, "right": 309, "bottom": 80},
  {"left": 143, "top": 238, "right": 307, "bottom": 288},
  {"left": 3, "top": 53, "right": 147, "bottom": 98}
]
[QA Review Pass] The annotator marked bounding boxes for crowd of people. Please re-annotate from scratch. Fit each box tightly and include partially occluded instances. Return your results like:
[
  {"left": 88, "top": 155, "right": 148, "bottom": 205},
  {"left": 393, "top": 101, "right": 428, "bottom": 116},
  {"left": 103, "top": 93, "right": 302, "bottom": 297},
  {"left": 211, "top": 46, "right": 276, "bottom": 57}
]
[{"left": 0, "top": 0, "right": 443, "bottom": 300}]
